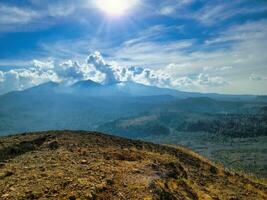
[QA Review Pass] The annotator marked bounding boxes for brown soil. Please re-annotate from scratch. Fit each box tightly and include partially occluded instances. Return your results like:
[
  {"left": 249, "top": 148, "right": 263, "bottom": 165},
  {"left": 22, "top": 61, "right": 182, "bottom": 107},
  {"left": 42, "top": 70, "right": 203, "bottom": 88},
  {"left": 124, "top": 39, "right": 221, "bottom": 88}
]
[{"left": 0, "top": 131, "right": 266, "bottom": 200}]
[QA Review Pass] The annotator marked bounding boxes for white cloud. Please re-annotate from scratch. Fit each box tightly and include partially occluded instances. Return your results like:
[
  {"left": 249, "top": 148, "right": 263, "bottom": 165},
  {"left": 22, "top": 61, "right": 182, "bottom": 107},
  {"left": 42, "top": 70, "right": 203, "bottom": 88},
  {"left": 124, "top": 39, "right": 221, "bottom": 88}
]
[
  {"left": 0, "top": 1, "right": 87, "bottom": 32},
  {"left": 3, "top": 18, "right": 266, "bottom": 94},
  {"left": 1, "top": 0, "right": 266, "bottom": 95},
  {"left": 109, "top": 20, "right": 267, "bottom": 94},
  {"left": 1, "top": 0, "right": 266, "bottom": 33},
  {"left": 0, "top": 4, "right": 38, "bottom": 25},
  {"left": 57, "top": 60, "right": 84, "bottom": 81},
  {"left": 171, "top": 73, "right": 228, "bottom": 92},
  {"left": 0, "top": 4, "right": 40, "bottom": 32},
  {"left": 157, "top": 0, "right": 195, "bottom": 16},
  {"left": 0, "top": 68, "right": 57, "bottom": 94},
  {"left": 86, "top": 52, "right": 118, "bottom": 85},
  {"left": 160, "top": 6, "right": 176, "bottom": 15},
  {"left": 32, "top": 59, "right": 54, "bottom": 69},
  {"left": 111, "top": 26, "right": 195, "bottom": 67},
  {"left": 173, "top": 77, "right": 193, "bottom": 87},
  {"left": 169, "top": 1, "right": 267, "bottom": 26},
  {"left": 85, "top": 52, "right": 173, "bottom": 87},
  {"left": 0, "top": 0, "right": 145, "bottom": 32},
  {"left": 191, "top": 2, "right": 252, "bottom": 26},
  {"left": 197, "top": 73, "right": 227, "bottom": 87},
  {"left": 0, "top": 71, "right": 4, "bottom": 82},
  {"left": 0, "top": 52, "right": 175, "bottom": 94},
  {"left": 249, "top": 74, "right": 265, "bottom": 81},
  {"left": 46, "top": 3, "right": 76, "bottom": 17},
  {"left": 2, "top": 18, "right": 266, "bottom": 94},
  {"left": 203, "top": 66, "right": 232, "bottom": 72}
]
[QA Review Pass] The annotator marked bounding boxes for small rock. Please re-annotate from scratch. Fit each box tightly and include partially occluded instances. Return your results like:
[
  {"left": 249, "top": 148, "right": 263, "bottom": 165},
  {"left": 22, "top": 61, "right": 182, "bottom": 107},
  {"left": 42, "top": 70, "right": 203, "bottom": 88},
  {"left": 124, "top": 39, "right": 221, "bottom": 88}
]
[
  {"left": 81, "top": 159, "right": 87, "bottom": 164},
  {"left": 132, "top": 169, "right": 142, "bottom": 174},
  {"left": 1, "top": 193, "right": 10, "bottom": 198}
]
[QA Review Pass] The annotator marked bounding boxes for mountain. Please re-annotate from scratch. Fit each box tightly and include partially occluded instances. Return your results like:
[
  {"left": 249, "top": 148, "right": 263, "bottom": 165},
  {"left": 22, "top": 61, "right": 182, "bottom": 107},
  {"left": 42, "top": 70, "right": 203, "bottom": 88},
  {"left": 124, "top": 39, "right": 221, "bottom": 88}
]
[
  {"left": 0, "top": 82, "right": 60, "bottom": 98},
  {"left": 69, "top": 80, "right": 259, "bottom": 101},
  {"left": 70, "top": 80, "right": 258, "bottom": 100},
  {"left": 0, "top": 81, "right": 176, "bottom": 135},
  {"left": 1, "top": 80, "right": 260, "bottom": 99},
  {"left": 70, "top": 80, "right": 180, "bottom": 97},
  {"left": 72, "top": 79, "right": 102, "bottom": 89},
  {"left": 0, "top": 130, "right": 266, "bottom": 199},
  {"left": 0, "top": 80, "right": 265, "bottom": 135}
]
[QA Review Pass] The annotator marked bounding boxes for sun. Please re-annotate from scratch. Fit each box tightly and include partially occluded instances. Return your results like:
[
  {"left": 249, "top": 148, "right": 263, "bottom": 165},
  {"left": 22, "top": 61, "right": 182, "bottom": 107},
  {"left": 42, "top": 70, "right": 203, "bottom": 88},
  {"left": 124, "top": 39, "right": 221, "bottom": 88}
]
[{"left": 95, "top": 0, "right": 136, "bottom": 16}]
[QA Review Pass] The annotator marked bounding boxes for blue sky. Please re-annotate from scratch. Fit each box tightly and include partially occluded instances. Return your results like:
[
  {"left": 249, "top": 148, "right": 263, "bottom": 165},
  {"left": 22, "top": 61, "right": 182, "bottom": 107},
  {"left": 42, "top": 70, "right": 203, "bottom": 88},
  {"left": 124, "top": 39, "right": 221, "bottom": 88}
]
[{"left": 0, "top": 0, "right": 267, "bottom": 95}]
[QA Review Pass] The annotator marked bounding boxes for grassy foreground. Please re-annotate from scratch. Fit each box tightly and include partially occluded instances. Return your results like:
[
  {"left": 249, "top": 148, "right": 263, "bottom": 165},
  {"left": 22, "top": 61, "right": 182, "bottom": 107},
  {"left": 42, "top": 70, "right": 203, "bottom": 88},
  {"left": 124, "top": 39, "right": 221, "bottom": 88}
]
[{"left": 0, "top": 131, "right": 267, "bottom": 199}]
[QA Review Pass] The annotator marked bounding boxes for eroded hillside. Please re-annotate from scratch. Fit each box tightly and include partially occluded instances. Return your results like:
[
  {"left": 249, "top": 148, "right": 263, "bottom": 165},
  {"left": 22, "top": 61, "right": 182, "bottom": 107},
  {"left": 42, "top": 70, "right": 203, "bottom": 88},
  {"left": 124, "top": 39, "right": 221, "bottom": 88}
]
[{"left": 0, "top": 131, "right": 266, "bottom": 199}]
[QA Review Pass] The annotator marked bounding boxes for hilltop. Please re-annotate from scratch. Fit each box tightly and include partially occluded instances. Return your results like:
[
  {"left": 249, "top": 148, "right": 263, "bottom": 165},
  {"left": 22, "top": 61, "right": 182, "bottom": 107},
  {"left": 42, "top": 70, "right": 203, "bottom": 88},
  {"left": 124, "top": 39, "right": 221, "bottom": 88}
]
[{"left": 0, "top": 131, "right": 266, "bottom": 199}]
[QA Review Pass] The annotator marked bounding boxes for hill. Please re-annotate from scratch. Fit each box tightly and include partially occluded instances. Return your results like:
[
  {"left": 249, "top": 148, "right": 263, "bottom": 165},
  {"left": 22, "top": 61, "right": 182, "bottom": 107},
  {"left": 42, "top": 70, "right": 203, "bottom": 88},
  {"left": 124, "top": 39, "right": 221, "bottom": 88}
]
[{"left": 0, "top": 131, "right": 266, "bottom": 199}]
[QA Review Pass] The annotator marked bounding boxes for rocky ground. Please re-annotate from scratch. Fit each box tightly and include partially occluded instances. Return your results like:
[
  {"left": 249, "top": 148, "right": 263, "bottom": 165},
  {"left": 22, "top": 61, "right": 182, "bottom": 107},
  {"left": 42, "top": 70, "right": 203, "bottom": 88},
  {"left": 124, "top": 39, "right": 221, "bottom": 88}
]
[{"left": 0, "top": 131, "right": 267, "bottom": 199}]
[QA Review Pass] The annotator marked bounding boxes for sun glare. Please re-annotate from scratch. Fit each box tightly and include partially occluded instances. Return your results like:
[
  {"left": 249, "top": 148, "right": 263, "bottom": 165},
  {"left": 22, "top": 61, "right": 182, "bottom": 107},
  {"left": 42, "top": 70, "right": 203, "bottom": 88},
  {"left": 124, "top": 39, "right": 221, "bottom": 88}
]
[{"left": 96, "top": 0, "right": 136, "bottom": 16}]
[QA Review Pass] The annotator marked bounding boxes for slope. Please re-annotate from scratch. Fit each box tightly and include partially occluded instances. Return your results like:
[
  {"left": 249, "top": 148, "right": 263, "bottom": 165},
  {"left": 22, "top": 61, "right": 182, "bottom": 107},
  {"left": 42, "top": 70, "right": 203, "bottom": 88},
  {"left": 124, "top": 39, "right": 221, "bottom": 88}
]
[{"left": 0, "top": 131, "right": 266, "bottom": 199}]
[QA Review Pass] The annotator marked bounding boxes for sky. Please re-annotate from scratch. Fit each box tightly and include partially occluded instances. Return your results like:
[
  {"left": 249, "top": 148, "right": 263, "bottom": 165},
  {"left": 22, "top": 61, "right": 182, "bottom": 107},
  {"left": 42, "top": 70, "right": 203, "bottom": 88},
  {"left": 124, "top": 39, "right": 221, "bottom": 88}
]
[{"left": 0, "top": 0, "right": 267, "bottom": 95}]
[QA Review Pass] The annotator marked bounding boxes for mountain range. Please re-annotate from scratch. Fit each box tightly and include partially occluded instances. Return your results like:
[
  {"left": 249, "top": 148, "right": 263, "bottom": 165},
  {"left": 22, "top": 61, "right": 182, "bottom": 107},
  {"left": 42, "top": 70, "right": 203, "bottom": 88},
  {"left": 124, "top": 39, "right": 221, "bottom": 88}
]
[{"left": 0, "top": 80, "right": 266, "bottom": 135}]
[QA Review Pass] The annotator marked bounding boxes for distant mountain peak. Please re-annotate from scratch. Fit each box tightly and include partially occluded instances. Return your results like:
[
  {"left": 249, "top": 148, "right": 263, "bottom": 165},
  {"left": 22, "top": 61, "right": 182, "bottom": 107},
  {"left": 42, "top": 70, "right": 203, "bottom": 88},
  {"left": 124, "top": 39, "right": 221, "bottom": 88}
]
[
  {"left": 27, "top": 81, "right": 60, "bottom": 91},
  {"left": 72, "top": 79, "right": 102, "bottom": 88}
]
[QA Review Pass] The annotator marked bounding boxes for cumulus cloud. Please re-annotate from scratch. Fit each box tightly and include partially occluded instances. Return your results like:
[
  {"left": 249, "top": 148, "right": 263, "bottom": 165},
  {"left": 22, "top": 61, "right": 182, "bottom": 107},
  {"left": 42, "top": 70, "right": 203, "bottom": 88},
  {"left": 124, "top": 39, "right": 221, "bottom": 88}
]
[
  {"left": 0, "top": 68, "right": 57, "bottom": 94},
  {"left": 32, "top": 59, "right": 54, "bottom": 69},
  {"left": 84, "top": 51, "right": 173, "bottom": 87},
  {"left": 86, "top": 52, "right": 118, "bottom": 85},
  {"left": 57, "top": 60, "right": 84, "bottom": 80},
  {"left": 173, "top": 73, "right": 227, "bottom": 91},
  {"left": 0, "top": 52, "right": 174, "bottom": 94},
  {"left": 0, "top": 51, "right": 230, "bottom": 95},
  {"left": 119, "top": 66, "right": 172, "bottom": 88},
  {"left": 197, "top": 73, "right": 227, "bottom": 87}
]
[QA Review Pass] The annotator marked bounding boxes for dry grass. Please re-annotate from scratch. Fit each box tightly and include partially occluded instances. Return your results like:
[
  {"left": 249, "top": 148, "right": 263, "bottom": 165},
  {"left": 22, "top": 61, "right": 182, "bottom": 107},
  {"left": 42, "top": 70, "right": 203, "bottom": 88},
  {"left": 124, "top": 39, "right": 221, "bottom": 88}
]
[{"left": 0, "top": 130, "right": 266, "bottom": 199}]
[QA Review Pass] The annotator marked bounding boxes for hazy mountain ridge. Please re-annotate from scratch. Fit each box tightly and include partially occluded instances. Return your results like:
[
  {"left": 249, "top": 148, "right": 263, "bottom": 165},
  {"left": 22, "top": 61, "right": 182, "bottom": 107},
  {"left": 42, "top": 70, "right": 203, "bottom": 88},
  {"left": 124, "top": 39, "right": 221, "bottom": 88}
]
[
  {"left": 97, "top": 96, "right": 267, "bottom": 138},
  {"left": 1, "top": 79, "right": 263, "bottom": 99},
  {"left": 0, "top": 80, "right": 265, "bottom": 135}
]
